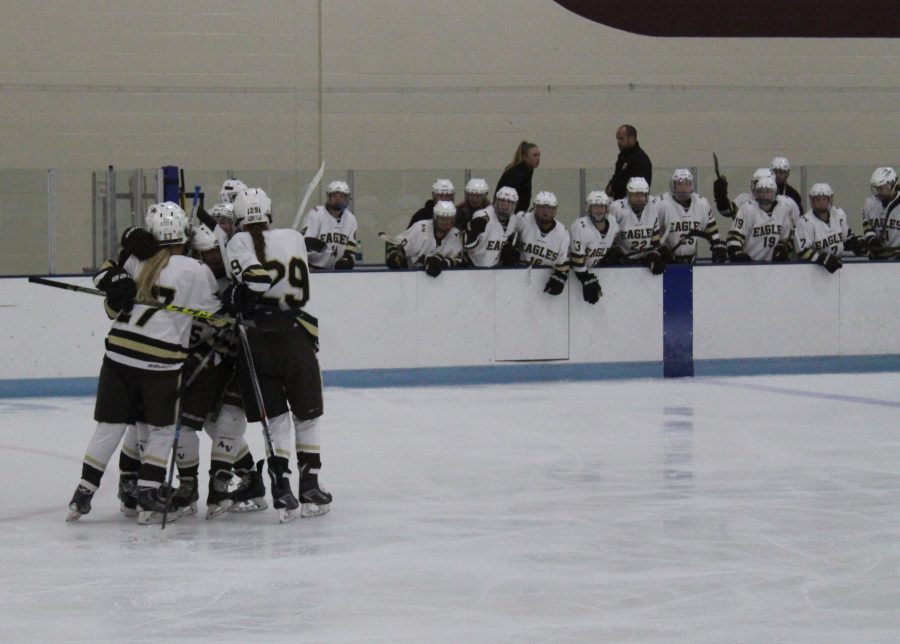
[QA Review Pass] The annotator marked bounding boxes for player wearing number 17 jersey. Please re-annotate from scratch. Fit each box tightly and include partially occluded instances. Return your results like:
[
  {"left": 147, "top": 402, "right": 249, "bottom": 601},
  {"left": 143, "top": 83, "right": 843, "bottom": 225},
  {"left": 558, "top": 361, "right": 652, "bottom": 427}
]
[{"left": 226, "top": 188, "right": 331, "bottom": 521}]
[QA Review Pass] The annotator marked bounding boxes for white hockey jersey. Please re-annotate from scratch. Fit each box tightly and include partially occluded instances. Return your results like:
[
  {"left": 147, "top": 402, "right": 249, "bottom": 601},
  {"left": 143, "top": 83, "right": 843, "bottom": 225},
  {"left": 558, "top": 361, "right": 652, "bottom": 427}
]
[
  {"left": 794, "top": 208, "right": 848, "bottom": 259},
  {"left": 101, "top": 254, "right": 222, "bottom": 371},
  {"left": 227, "top": 227, "right": 318, "bottom": 337},
  {"left": 301, "top": 205, "right": 359, "bottom": 269},
  {"left": 569, "top": 215, "right": 619, "bottom": 272},
  {"left": 727, "top": 200, "right": 794, "bottom": 261},
  {"left": 395, "top": 220, "right": 463, "bottom": 265},
  {"left": 658, "top": 192, "right": 720, "bottom": 260},
  {"left": 509, "top": 211, "right": 570, "bottom": 271},
  {"left": 736, "top": 193, "right": 801, "bottom": 228},
  {"left": 610, "top": 197, "right": 662, "bottom": 260},
  {"left": 464, "top": 205, "right": 518, "bottom": 267},
  {"left": 862, "top": 194, "right": 900, "bottom": 243}
]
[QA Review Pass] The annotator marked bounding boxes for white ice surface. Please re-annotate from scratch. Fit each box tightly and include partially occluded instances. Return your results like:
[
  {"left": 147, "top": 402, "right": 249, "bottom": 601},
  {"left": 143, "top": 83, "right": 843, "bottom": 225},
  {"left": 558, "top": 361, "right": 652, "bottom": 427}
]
[{"left": 1, "top": 373, "right": 899, "bottom": 643}]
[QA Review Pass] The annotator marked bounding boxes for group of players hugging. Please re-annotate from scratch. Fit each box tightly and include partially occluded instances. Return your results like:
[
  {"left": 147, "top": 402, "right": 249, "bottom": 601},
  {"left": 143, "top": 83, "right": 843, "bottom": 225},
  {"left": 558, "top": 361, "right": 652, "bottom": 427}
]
[{"left": 67, "top": 179, "right": 332, "bottom": 525}]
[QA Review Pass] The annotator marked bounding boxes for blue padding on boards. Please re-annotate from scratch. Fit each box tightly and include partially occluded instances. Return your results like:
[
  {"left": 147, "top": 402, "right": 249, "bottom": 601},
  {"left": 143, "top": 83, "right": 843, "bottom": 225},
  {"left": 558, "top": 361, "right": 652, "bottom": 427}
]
[
  {"left": 161, "top": 165, "right": 180, "bottom": 203},
  {"left": 663, "top": 264, "right": 693, "bottom": 378}
]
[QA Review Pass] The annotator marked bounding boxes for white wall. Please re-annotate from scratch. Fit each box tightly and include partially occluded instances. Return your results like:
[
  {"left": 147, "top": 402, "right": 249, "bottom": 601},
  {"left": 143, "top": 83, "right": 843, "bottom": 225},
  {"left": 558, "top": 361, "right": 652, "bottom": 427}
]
[{"left": 4, "top": 263, "right": 900, "bottom": 388}]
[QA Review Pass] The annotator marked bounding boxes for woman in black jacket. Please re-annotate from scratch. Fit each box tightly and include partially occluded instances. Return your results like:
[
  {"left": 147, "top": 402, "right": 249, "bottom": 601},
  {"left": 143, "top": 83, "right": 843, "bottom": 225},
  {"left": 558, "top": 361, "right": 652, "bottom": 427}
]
[{"left": 495, "top": 141, "right": 540, "bottom": 211}]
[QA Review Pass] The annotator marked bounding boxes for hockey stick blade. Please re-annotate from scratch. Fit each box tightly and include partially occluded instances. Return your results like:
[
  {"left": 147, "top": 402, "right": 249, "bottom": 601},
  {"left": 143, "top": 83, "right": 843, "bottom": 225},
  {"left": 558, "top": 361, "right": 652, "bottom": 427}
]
[
  {"left": 713, "top": 153, "right": 721, "bottom": 180},
  {"left": 291, "top": 161, "right": 326, "bottom": 230}
]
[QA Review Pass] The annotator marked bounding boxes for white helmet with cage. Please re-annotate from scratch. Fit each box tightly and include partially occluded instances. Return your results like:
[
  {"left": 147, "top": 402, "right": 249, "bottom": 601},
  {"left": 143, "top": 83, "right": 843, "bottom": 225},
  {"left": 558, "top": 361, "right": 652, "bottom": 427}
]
[
  {"left": 145, "top": 202, "right": 189, "bottom": 247},
  {"left": 533, "top": 191, "right": 558, "bottom": 208},
  {"left": 495, "top": 186, "right": 519, "bottom": 204},
  {"left": 233, "top": 188, "right": 272, "bottom": 230},
  {"left": 219, "top": 178, "right": 248, "bottom": 203},
  {"left": 770, "top": 156, "right": 791, "bottom": 172},
  {"left": 432, "top": 200, "right": 457, "bottom": 219},
  {"left": 808, "top": 183, "right": 834, "bottom": 199},
  {"left": 586, "top": 190, "right": 611, "bottom": 207},
  {"left": 626, "top": 177, "right": 650, "bottom": 194},
  {"left": 209, "top": 202, "right": 235, "bottom": 223},
  {"left": 326, "top": 180, "right": 351, "bottom": 196},
  {"left": 753, "top": 175, "right": 778, "bottom": 207},
  {"left": 751, "top": 168, "right": 775, "bottom": 189},
  {"left": 870, "top": 167, "right": 898, "bottom": 195},
  {"left": 465, "top": 178, "right": 490, "bottom": 195},
  {"left": 432, "top": 179, "right": 455, "bottom": 196},
  {"left": 191, "top": 223, "right": 219, "bottom": 252},
  {"left": 670, "top": 169, "right": 694, "bottom": 200}
]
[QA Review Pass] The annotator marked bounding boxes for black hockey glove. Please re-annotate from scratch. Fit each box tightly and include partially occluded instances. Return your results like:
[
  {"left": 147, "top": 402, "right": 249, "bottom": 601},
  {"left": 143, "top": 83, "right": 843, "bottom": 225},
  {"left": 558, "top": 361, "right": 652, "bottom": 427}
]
[
  {"left": 710, "top": 241, "right": 728, "bottom": 264},
  {"left": 728, "top": 246, "right": 752, "bottom": 263},
  {"left": 772, "top": 242, "right": 791, "bottom": 262},
  {"left": 814, "top": 252, "right": 842, "bottom": 273},
  {"left": 713, "top": 176, "right": 731, "bottom": 214},
  {"left": 305, "top": 237, "right": 327, "bottom": 253},
  {"left": 120, "top": 226, "right": 159, "bottom": 261},
  {"left": 867, "top": 236, "right": 886, "bottom": 259},
  {"left": 575, "top": 271, "right": 602, "bottom": 304},
  {"left": 466, "top": 216, "right": 488, "bottom": 242},
  {"left": 645, "top": 249, "right": 666, "bottom": 275},
  {"left": 385, "top": 247, "right": 408, "bottom": 269},
  {"left": 195, "top": 195, "right": 216, "bottom": 230},
  {"left": 333, "top": 252, "right": 355, "bottom": 270},
  {"left": 843, "top": 234, "right": 868, "bottom": 257},
  {"left": 424, "top": 254, "right": 447, "bottom": 278},
  {"left": 96, "top": 266, "right": 136, "bottom": 313},
  {"left": 543, "top": 270, "right": 567, "bottom": 296},
  {"left": 602, "top": 245, "right": 626, "bottom": 265},
  {"left": 499, "top": 242, "right": 518, "bottom": 267},
  {"left": 221, "top": 282, "right": 259, "bottom": 318},
  {"left": 659, "top": 245, "right": 676, "bottom": 264}
]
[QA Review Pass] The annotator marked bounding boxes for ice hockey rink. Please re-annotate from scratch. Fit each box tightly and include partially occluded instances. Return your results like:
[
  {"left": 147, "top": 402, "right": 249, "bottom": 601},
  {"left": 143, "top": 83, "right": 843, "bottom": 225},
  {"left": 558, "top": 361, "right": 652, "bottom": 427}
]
[{"left": 1, "top": 372, "right": 898, "bottom": 643}]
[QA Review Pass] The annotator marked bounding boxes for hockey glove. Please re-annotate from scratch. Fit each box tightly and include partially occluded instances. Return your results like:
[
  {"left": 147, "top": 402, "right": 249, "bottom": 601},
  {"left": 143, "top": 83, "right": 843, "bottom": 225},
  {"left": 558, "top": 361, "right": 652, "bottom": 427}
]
[
  {"left": 499, "top": 242, "right": 519, "bottom": 267},
  {"left": 645, "top": 249, "right": 666, "bottom": 275},
  {"left": 222, "top": 282, "right": 259, "bottom": 318},
  {"left": 543, "top": 270, "right": 567, "bottom": 296},
  {"left": 465, "top": 216, "right": 488, "bottom": 244},
  {"left": 772, "top": 242, "right": 791, "bottom": 262},
  {"left": 575, "top": 271, "right": 602, "bottom": 304},
  {"left": 843, "top": 234, "right": 868, "bottom": 257},
  {"left": 713, "top": 176, "right": 731, "bottom": 214},
  {"left": 333, "top": 252, "right": 355, "bottom": 270},
  {"left": 424, "top": 254, "right": 447, "bottom": 278},
  {"left": 659, "top": 245, "right": 676, "bottom": 264},
  {"left": 602, "top": 245, "right": 626, "bottom": 265},
  {"left": 710, "top": 241, "right": 728, "bottom": 264},
  {"left": 96, "top": 266, "right": 136, "bottom": 313},
  {"left": 813, "top": 252, "right": 842, "bottom": 273},
  {"left": 728, "top": 247, "right": 752, "bottom": 263},
  {"left": 120, "top": 227, "right": 159, "bottom": 261},
  {"left": 305, "top": 237, "right": 327, "bottom": 253},
  {"left": 195, "top": 196, "right": 216, "bottom": 230},
  {"left": 385, "top": 247, "right": 408, "bottom": 269}
]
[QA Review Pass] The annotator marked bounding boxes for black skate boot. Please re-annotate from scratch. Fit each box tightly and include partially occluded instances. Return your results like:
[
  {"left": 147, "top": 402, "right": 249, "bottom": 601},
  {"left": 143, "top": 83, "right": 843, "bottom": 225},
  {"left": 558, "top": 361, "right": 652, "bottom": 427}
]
[
  {"left": 205, "top": 470, "right": 234, "bottom": 520},
  {"left": 267, "top": 456, "right": 299, "bottom": 523},
  {"left": 170, "top": 476, "right": 199, "bottom": 516},
  {"left": 136, "top": 485, "right": 181, "bottom": 525},
  {"left": 67, "top": 485, "right": 95, "bottom": 522},
  {"left": 118, "top": 472, "right": 138, "bottom": 519},
  {"left": 228, "top": 459, "right": 268, "bottom": 513},
  {"left": 298, "top": 464, "right": 332, "bottom": 518}
]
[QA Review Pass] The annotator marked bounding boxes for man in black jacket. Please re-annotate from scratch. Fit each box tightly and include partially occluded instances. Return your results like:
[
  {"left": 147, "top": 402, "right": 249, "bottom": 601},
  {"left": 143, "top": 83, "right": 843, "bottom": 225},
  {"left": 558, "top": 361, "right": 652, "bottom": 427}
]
[{"left": 606, "top": 124, "right": 652, "bottom": 200}]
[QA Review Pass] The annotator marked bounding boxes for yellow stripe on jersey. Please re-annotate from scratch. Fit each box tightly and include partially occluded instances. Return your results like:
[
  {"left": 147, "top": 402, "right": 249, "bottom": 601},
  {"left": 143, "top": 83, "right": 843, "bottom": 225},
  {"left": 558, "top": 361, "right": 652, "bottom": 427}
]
[
  {"left": 107, "top": 335, "right": 188, "bottom": 362},
  {"left": 84, "top": 455, "right": 108, "bottom": 471},
  {"left": 242, "top": 265, "right": 272, "bottom": 285}
]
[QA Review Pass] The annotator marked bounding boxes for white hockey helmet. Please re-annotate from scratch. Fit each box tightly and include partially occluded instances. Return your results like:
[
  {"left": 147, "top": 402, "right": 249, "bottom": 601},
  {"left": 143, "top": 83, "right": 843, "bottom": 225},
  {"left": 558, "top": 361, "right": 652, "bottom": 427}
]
[
  {"left": 751, "top": 168, "right": 775, "bottom": 189},
  {"left": 432, "top": 200, "right": 457, "bottom": 219},
  {"left": 626, "top": 177, "right": 650, "bottom": 194},
  {"left": 432, "top": 178, "right": 455, "bottom": 196},
  {"left": 233, "top": 188, "right": 272, "bottom": 230},
  {"left": 146, "top": 202, "right": 189, "bottom": 247},
  {"left": 753, "top": 175, "right": 778, "bottom": 206},
  {"left": 209, "top": 202, "right": 235, "bottom": 223},
  {"left": 465, "top": 178, "right": 490, "bottom": 195},
  {"left": 808, "top": 183, "right": 834, "bottom": 199},
  {"left": 770, "top": 156, "right": 791, "bottom": 172},
  {"left": 533, "top": 191, "right": 558, "bottom": 208},
  {"left": 586, "top": 190, "right": 611, "bottom": 207},
  {"left": 495, "top": 186, "right": 519, "bottom": 204},
  {"left": 870, "top": 167, "right": 898, "bottom": 193},
  {"left": 326, "top": 180, "right": 351, "bottom": 196},
  {"left": 191, "top": 223, "right": 219, "bottom": 252},
  {"left": 670, "top": 168, "right": 694, "bottom": 199},
  {"left": 219, "top": 178, "right": 248, "bottom": 203}
]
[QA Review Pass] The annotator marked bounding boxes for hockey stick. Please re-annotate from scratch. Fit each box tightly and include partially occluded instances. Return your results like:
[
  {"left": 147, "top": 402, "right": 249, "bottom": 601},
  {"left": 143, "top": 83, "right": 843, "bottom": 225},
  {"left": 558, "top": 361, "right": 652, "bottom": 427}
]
[
  {"left": 377, "top": 231, "right": 404, "bottom": 248},
  {"left": 160, "top": 323, "right": 236, "bottom": 529},
  {"left": 187, "top": 186, "right": 201, "bottom": 226},
  {"left": 179, "top": 169, "right": 186, "bottom": 210},
  {"left": 236, "top": 321, "right": 299, "bottom": 523},
  {"left": 713, "top": 153, "right": 721, "bottom": 180},
  {"left": 28, "top": 276, "right": 250, "bottom": 328},
  {"left": 291, "top": 161, "right": 326, "bottom": 231}
]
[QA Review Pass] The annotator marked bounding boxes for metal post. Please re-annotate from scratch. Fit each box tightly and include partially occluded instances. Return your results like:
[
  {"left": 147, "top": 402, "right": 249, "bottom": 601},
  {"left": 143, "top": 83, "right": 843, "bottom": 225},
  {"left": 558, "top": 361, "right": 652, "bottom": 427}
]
[
  {"left": 47, "top": 169, "right": 56, "bottom": 275},
  {"left": 799, "top": 165, "right": 808, "bottom": 212},
  {"left": 91, "top": 171, "right": 98, "bottom": 270},
  {"left": 106, "top": 165, "right": 117, "bottom": 260},
  {"left": 157, "top": 167, "right": 164, "bottom": 204},
  {"left": 464, "top": 168, "right": 472, "bottom": 185},
  {"left": 579, "top": 168, "right": 587, "bottom": 208}
]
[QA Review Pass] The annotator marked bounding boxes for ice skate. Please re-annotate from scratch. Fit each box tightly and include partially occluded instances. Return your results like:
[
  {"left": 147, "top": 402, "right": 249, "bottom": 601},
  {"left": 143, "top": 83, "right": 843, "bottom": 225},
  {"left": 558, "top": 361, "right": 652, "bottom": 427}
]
[
  {"left": 299, "top": 464, "right": 332, "bottom": 518},
  {"left": 170, "top": 475, "right": 199, "bottom": 517},
  {"left": 267, "top": 457, "right": 299, "bottom": 523},
  {"left": 228, "top": 460, "right": 268, "bottom": 513},
  {"left": 136, "top": 485, "right": 181, "bottom": 525},
  {"left": 118, "top": 472, "right": 138, "bottom": 518},
  {"left": 205, "top": 470, "right": 234, "bottom": 520},
  {"left": 66, "top": 485, "right": 95, "bottom": 522}
]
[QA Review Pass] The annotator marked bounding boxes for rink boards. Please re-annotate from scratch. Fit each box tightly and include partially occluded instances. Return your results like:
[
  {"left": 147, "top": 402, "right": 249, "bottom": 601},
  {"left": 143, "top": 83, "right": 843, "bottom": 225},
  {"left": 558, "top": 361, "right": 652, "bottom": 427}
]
[{"left": 3, "top": 262, "right": 900, "bottom": 395}]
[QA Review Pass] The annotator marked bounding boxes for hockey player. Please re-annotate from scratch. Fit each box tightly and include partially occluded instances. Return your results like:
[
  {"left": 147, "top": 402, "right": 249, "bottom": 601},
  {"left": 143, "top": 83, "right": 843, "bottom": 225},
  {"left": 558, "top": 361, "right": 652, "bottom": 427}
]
[
  {"left": 66, "top": 202, "right": 224, "bottom": 524},
  {"left": 726, "top": 175, "right": 795, "bottom": 262},
  {"left": 770, "top": 156, "right": 804, "bottom": 213},
  {"left": 610, "top": 177, "right": 665, "bottom": 274},
  {"left": 386, "top": 201, "right": 463, "bottom": 277},
  {"left": 794, "top": 183, "right": 847, "bottom": 273},
  {"left": 861, "top": 167, "right": 900, "bottom": 258},
  {"left": 507, "top": 190, "right": 571, "bottom": 295},
  {"left": 226, "top": 188, "right": 331, "bottom": 521},
  {"left": 464, "top": 186, "right": 520, "bottom": 268},
  {"left": 301, "top": 180, "right": 359, "bottom": 270},
  {"left": 455, "top": 178, "right": 491, "bottom": 229},
  {"left": 658, "top": 169, "right": 727, "bottom": 264},
  {"left": 219, "top": 178, "right": 248, "bottom": 204},
  {"left": 569, "top": 190, "right": 619, "bottom": 304},
  {"left": 715, "top": 167, "right": 801, "bottom": 226},
  {"left": 407, "top": 178, "right": 457, "bottom": 227}
]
